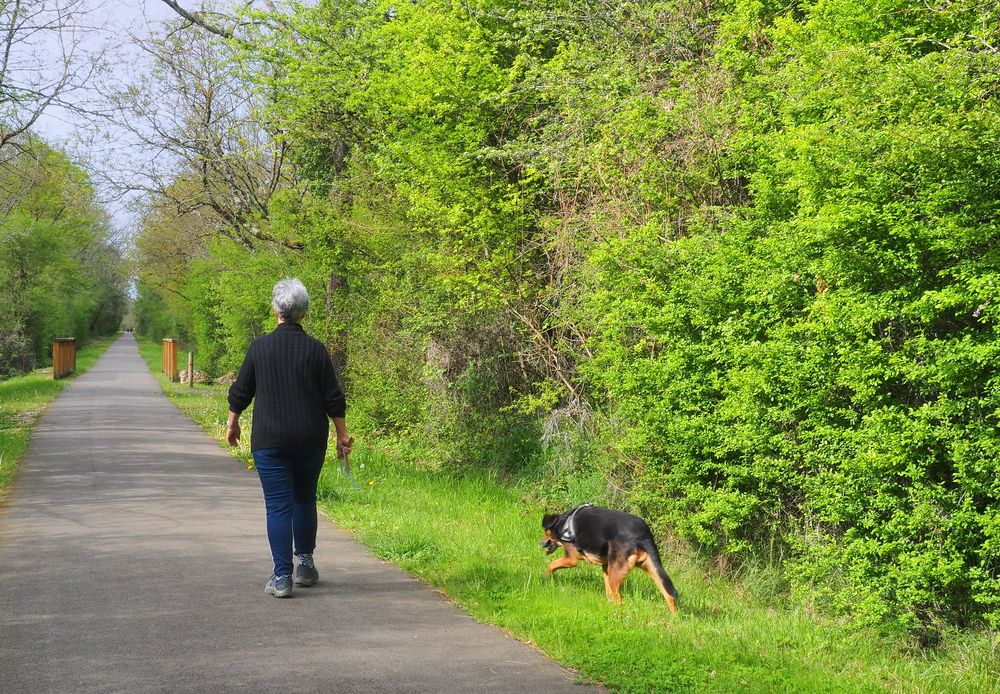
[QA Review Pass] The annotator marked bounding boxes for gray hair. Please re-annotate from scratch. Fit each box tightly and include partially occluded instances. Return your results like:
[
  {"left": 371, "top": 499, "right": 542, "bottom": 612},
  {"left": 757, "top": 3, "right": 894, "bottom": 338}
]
[{"left": 272, "top": 278, "right": 310, "bottom": 322}]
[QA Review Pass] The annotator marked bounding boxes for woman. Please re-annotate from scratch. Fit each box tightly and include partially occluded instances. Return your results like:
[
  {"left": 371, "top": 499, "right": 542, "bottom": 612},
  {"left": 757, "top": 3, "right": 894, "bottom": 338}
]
[{"left": 226, "top": 278, "right": 351, "bottom": 598}]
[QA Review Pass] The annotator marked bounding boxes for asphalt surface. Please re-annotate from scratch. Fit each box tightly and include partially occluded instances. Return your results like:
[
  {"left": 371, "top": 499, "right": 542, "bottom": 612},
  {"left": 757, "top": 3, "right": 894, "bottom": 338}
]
[{"left": 0, "top": 335, "right": 599, "bottom": 693}]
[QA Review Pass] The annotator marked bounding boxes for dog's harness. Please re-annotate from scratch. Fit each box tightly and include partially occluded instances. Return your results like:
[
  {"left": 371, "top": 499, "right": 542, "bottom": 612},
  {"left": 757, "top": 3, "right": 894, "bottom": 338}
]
[{"left": 557, "top": 504, "right": 593, "bottom": 543}]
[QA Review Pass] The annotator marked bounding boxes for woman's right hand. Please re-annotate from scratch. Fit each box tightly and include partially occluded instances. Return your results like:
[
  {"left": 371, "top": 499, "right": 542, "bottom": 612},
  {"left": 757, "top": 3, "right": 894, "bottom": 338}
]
[{"left": 337, "top": 434, "right": 354, "bottom": 459}]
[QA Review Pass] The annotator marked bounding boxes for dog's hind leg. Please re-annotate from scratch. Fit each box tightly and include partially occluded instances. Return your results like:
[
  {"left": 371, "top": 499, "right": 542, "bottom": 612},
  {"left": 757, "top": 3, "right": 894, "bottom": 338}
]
[{"left": 637, "top": 550, "right": 679, "bottom": 614}]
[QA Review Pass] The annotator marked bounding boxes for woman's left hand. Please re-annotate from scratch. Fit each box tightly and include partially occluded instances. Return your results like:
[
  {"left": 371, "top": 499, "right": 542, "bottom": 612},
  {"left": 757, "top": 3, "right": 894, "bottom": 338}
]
[{"left": 226, "top": 422, "right": 241, "bottom": 447}]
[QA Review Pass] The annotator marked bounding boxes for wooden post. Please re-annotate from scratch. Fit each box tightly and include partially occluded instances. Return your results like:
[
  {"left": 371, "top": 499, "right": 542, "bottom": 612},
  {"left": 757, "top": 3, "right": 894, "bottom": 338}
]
[
  {"left": 52, "top": 338, "right": 76, "bottom": 379},
  {"left": 188, "top": 352, "right": 194, "bottom": 388},
  {"left": 162, "top": 338, "right": 178, "bottom": 382}
]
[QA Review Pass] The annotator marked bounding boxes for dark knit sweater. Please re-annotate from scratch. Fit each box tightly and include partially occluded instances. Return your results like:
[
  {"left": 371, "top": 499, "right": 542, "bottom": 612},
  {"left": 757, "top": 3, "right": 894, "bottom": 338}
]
[{"left": 228, "top": 322, "right": 347, "bottom": 451}]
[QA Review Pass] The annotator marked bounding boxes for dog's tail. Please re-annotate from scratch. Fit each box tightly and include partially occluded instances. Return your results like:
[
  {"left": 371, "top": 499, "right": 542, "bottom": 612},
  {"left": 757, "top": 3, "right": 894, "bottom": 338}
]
[{"left": 641, "top": 538, "right": 679, "bottom": 600}]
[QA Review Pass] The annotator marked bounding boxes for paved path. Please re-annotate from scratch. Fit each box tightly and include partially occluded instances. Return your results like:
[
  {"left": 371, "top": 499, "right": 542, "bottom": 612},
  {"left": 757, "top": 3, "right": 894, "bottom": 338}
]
[{"left": 0, "top": 336, "right": 598, "bottom": 693}]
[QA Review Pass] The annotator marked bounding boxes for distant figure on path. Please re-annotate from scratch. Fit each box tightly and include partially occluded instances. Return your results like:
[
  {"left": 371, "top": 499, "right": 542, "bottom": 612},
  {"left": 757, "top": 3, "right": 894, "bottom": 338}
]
[{"left": 226, "top": 278, "right": 351, "bottom": 598}]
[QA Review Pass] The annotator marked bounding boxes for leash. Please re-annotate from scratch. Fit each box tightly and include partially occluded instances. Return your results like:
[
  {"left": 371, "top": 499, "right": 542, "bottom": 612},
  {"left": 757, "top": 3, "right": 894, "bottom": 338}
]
[{"left": 338, "top": 436, "right": 361, "bottom": 490}]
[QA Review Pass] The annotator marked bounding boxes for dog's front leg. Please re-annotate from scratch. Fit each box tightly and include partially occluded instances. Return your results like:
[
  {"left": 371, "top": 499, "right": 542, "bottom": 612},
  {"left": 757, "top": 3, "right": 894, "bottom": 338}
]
[{"left": 546, "top": 544, "right": 580, "bottom": 576}]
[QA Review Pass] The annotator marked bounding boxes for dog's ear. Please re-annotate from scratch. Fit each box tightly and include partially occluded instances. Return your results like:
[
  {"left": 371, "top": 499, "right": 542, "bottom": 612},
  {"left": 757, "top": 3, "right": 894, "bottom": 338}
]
[{"left": 542, "top": 513, "right": 560, "bottom": 530}]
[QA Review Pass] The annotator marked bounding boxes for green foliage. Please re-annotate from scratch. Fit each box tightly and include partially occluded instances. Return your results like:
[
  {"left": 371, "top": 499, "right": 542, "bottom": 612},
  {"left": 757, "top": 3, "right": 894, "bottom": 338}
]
[
  {"left": 134, "top": 0, "right": 1000, "bottom": 636},
  {"left": 581, "top": 0, "right": 1000, "bottom": 635}
]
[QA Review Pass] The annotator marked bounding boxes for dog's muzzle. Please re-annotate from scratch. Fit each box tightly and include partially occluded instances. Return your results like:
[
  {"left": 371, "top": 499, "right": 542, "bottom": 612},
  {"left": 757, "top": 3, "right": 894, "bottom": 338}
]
[{"left": 540, "top": 537, "right": 559, "bottom": 555}]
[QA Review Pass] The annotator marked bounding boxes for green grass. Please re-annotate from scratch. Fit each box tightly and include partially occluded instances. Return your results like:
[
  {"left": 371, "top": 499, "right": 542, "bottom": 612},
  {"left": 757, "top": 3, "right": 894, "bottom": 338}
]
[
  {"left": 0, "top": 337, "right": 117, "bottom": 499},
  {"left": 136, "top": 338, "right": 1000, "bottom": 693}
]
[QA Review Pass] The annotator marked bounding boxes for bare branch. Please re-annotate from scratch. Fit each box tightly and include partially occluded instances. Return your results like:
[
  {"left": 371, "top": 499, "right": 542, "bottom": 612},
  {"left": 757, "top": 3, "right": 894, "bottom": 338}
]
[
  {"left": 0, "top": 0, "right": 109, "bottom": 163},
  {"left": 158, "top": 0, "right": 234, "bottom": 39}
]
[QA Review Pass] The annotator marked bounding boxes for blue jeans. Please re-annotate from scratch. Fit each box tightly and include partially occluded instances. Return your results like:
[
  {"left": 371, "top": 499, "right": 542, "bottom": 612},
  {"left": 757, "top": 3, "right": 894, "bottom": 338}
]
[{"left": 252, "top": 447, "right": 326, "bottom": 577}]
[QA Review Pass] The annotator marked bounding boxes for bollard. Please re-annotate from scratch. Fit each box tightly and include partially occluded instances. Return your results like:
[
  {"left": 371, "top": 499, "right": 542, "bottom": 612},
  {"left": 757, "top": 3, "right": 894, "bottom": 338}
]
[
  {"left": 188, "top": 352, "right": 194, "bottom": 388},
  {"left": 52, "top": 338, "right": 76, "bottom": 379},
  {"left": 162, "top": 338, "right": 179, "bottom": 382}
]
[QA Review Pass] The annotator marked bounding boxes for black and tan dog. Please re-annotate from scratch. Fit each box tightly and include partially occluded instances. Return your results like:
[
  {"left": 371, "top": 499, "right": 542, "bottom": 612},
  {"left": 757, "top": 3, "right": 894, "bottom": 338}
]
[{"left": 541, "top": 504, "right": 678, "bottom": 613}]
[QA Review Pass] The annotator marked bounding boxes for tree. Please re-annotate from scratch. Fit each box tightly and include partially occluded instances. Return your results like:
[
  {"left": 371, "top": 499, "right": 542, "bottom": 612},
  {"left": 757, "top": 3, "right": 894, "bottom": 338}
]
[
  {"left": 0, "top": 138, "right": 127, "bottom": 374},
  {"left": 102, "top": 6, "right": 296, "bottom": 252}
]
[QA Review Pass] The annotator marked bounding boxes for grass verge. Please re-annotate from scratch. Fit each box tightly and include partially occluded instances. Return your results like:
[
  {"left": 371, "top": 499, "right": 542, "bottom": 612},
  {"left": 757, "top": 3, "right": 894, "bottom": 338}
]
[
  {"left": 0, "top": 337, "right": 117, "bottom": 499},
  {"left": 136, "top": 338, "right": 999, "bottom": 693}
]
